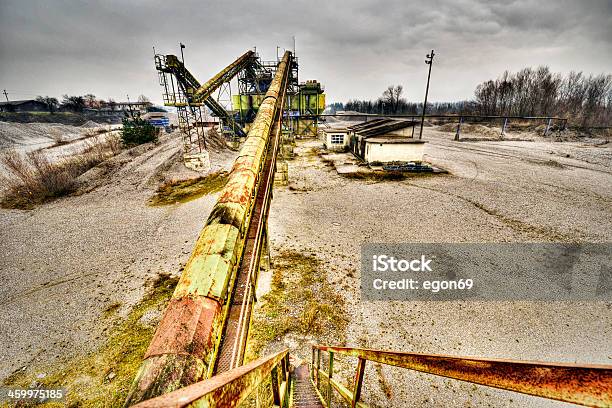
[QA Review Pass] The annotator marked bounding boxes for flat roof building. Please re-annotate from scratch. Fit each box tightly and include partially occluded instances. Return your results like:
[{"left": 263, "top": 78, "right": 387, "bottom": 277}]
[
  {"left": 321, "top": 127, "right": 349, "bottom": 151},
  {"left": 348, "top": 119, "right": 426, "bottom": 164}
]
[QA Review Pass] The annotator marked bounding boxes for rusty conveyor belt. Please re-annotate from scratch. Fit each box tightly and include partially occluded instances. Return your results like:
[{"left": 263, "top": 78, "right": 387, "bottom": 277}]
[{"left": 215, "top": 121, "right": 280, "bottom": 373}]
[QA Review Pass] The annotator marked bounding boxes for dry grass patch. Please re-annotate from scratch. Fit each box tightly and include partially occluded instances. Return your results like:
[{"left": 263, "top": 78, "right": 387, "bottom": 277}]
[
  {"left": 147, "top": 171, "right": 229, "bottom": 206},
  {"left": 0, "top": 135, "right": 122, "bottom": 209},
  {"left": 246, "top": 250, "right": 348, "bottom": 360},
  {"left": 341, "top": 170, "right": 408, "bottom": 181},
  {"left": 2, "top": 273, "right": 179, "bottom": 408}
]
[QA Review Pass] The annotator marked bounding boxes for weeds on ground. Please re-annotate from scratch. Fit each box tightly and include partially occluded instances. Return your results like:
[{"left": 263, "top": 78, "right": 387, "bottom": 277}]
[
  {"left": 246, "top": 250, "right": 348, "bottom": 360},
  {"left": 2, "top": 273, "right": 179, "bottom": 408},
  {"left": 148, "top": 171, "right": 229, "bottom": 206},
  {"left": 0, "top": 135, "right": 122, "bottom": 209},
  {"left": 342, "top": 171, "right": 408, "bottom": 181}
]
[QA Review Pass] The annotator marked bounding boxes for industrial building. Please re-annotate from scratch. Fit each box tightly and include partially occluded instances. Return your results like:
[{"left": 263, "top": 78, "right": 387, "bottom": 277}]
[
  {"left": 348, "top": 119, "right": 426, "bottom": 163},
  {"left": 0, "top": 99, "right": 47, "bottom": 112},
  {"left": 141, "top": 112, "right": 170, "bottom": 128},
  {"left": 322, "top": 127, "right": 349, "bottom": 150}
]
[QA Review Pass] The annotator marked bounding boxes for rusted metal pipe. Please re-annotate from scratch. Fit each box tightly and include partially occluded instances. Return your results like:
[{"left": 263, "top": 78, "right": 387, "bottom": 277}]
[
  {"left": 124, "top": 52, "right": 293, "bottom": 406},
  {"left": 314, "top": 346, "right": 612, "bottom": 407}
]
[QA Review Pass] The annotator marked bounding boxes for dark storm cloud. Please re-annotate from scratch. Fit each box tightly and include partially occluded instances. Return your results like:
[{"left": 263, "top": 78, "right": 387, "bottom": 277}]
[{"left": 0, "top": 0, "right": 610, "bottom": 104}]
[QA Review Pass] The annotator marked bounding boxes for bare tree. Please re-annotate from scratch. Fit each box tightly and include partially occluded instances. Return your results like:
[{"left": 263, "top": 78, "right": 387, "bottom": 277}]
[
  {"left": 83, "top": 94, "right": 97, "bottom": 108},
  {"left": 381, "top": 85, "right": 404, "bottom": 114},
  {"left": 137, "top": 94, "right": 152, "bottom": 108},
  {"left": 60, "top": 95, "right": 86, "bottom": 113},
  {"left": 35, "top": 96, "right": 59, "bottom": 114}
]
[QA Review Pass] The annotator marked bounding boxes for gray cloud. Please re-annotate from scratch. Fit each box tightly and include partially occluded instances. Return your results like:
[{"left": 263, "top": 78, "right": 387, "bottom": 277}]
[{"left": 0, "top": 0, "right": 610, "bottom": 104}]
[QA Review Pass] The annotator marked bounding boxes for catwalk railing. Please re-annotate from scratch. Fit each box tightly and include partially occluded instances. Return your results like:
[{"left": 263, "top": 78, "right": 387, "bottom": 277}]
[
  {"left": 130, "top": 349, "right": 290, "bottom": 408},
  {"left": 312, "top": 345, "right": 612, "bottom": 408}
]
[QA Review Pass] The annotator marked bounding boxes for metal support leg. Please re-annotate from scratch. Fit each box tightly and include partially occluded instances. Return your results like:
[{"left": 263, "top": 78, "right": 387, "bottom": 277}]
[
  {"left": 271, "top": 366, "right": 280, "bottom": 405},
  {"left": 316, "top": 349, "right": 321, "bottom": 388},
  {"left": 455, "top": 117, "right": 463, "bottom": 141},
  {"left": 327, "top": 352, "right": 334, "bottom": 407},
  {"left": 311, "top": 348, "right": 316, "bottom": 382},
  {"left": 352, "top": 358, "right": 366, "bottom": 408},
  {"left": 544, "top": 118, "right": 552, "bottom": 136}
]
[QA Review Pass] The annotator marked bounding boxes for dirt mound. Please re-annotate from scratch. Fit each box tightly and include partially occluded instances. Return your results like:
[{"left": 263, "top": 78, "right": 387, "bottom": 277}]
[
  {"left": 206, "top": 128, "right": 231, "bottom": 152},
  {"left": 80, "top": 120, "right": 102, "bottom": 128},
  {"left": 0, "top": 122, "right": 86, "bottom": 149},
  {"left": 437, "top": 122, "right": 501, "bottom": 138}
]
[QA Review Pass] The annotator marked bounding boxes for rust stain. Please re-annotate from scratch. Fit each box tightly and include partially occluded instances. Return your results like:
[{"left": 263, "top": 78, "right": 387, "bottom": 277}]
[{"left": 145, "top": 296, "right": 221, "bottom": 360}]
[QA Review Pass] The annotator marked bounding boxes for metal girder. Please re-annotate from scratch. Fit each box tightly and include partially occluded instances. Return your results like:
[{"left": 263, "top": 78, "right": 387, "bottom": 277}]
[
  {"left": 159, "top": 52, "right": 251, "bottom": 138},
  {"left": 203, "top": 97, "right": 246, "bottom": 138},
  {"left": 191, "top": 51, "right": 255, "bottom": 103}
]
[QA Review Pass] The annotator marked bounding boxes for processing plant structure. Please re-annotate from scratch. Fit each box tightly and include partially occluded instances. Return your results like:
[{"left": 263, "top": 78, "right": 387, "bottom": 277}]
[{"left": 154, "top": 48, "right": 325, "bottom": 169}]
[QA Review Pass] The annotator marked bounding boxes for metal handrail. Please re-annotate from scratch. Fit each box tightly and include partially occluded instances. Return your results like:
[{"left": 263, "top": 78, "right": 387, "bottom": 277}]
[
  {"left": 131, "top": 348, "right": 290, "bottom": 408},
  {"left": 312, "top": 345, "right": 612, "bottom": 408}
]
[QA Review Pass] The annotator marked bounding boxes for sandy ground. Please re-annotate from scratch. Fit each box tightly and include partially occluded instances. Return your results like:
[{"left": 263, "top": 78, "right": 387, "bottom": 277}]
[
  {"left": 0, "top": 129, "right": 236, "bottom": 381},
  {"left": 0, "top": 121, "right": 610, "bottom": 407},
  {"left": 0, "top": 121, "right": 121, "bottom": 154},
  {"left": 266, "top": 127, "right": 611, "bottom": 407}
]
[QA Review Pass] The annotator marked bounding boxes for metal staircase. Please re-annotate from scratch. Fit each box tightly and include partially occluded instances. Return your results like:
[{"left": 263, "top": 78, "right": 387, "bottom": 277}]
[{"left": 129, "top": 345, "right": 611, "bottom": 407}]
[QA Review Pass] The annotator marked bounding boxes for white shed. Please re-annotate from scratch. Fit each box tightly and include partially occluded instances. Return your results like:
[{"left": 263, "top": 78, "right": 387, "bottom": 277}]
[
  {"left": 322, "top": 128, "right": 349, "bottom": 151},
  {"left": 347, "top": 119, "right": 426, "bottom": 163}
]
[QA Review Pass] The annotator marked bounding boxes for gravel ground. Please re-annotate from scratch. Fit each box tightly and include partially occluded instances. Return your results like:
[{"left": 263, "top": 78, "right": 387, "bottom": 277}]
[
  {"left": 0, "top": 131, "right": 236, "bottom": 381},
  {"left": 266, "top": 127, "right": 611, "bottom": 407},
  {"left": 0, "top": 122, "right": 609, "bottom": 406}
]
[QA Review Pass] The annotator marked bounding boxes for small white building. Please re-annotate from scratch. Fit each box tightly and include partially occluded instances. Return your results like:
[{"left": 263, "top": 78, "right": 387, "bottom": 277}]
[
  {"left": 322, "top": 127, "right": 349, "bottom": 151},
  {"left": 348, "top": 119, "right": 426, "bottom": 164},
  {"left": 364, "top": 137, "right": 426, "bottom": 163}
]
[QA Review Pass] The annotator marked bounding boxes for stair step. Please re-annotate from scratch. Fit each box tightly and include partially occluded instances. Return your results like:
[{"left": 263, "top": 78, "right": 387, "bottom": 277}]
[{"left": 292, "top": 363, "right": 324, "bottom": 408}]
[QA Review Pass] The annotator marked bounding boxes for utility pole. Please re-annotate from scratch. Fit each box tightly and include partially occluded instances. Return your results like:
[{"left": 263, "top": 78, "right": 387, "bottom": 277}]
[
  {"left": 127, "top": 94, "right": 135, "bottom": 118},
  {"left": 419, "top": 49, "right": 435, "bottom": 139},
  {"left": 3, "top": 89, "right": 9, "bottom": 102},
  {"left": 179, "top": 42, "right": 186, "bottom": 66}
]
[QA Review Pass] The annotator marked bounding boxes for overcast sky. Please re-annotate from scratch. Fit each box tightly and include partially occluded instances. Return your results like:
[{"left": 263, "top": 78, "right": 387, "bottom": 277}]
[{"left": 0, "top": 0, "right": 610, "bottom": 105}]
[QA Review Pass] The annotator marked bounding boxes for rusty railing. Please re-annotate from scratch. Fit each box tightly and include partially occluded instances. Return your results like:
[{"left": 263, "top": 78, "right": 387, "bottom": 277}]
[
  {"left": 312, "top": 345, "right": 612, "bottom": 408},
  {"left": 131, "top": 348, "right": 290, "bottom": 408}
]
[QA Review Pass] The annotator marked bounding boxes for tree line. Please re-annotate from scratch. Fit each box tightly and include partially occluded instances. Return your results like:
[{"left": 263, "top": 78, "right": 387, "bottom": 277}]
[
  {"left": 331, "top": 66, "right": 612, "bottom": 127},
  {"left": 34, "top": 94, "right": 152, "bottom": 114},
  {"left": 474, "top": 67, "right": 611, "bottom": 126}
]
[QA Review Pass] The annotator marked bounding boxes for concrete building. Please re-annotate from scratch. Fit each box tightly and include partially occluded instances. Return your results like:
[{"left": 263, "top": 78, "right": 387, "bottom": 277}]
[
  {"left": 322, "top": 127, "right": 349, "bottom": 151},
  {"left": 0, "top": 99, "right": 48, "bottom": 112},
  {"left": 348, "top": 119, "right": 426, "bottom": 164}
]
